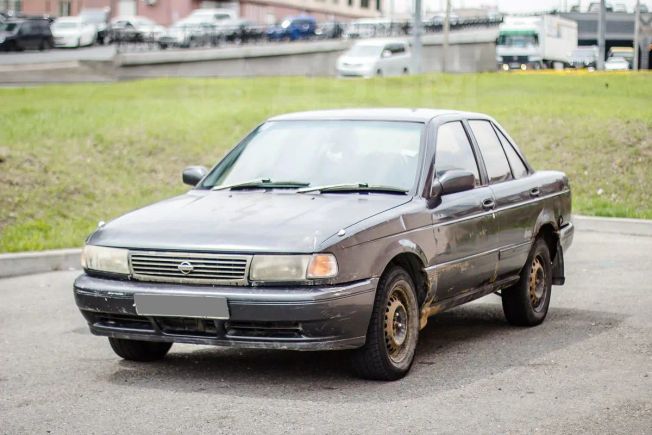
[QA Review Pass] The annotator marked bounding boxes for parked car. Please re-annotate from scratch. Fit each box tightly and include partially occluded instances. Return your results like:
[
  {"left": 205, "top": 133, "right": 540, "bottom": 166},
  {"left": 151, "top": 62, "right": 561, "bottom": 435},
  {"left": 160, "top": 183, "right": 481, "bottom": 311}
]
[
  {"left": 344, "top": 18, "right": 394, "bottom": 39},
  {"left": 51, "top": 16, "right": 96, "bottom": 48},
  {"left": 109, "top": 16, "right": 164, "bottom": 44},
  {"left": 337, "top": 39, "right": 411, "bottom": 77},
  {"left": 159, "top": 17, "right": 218, "bottom": 49},
  {"left": 187, "top": 8, "right": 237, "bottom": 23},
  {"left": 79, "top": 8, "right": 110, "bottom": 44},
  {"left": 570, "top": 45, "right": 599, "bottom": 69},
  {"left": 0, "top": 18, "right": 53, "bottom": 51},
  {"left": 316, "top": 21, "right": 344, "bottom": 39},
  {"left": 604, "top": 56, "right": 630, "bottom": 71},
  {"left": 220, "top": 19, "right": 265, "bottom": 44},
  {"left": 266, "top": 16, "right": 316, "bottom": 41},
  {"left": 427, "top": 12, "right": 460, "bottom": 27},
  {"left": 74, "top": 108, "right": 574, "bottom": 381},
  {"left": 607, "top": 46, "right": 634, "bottom": 67}
]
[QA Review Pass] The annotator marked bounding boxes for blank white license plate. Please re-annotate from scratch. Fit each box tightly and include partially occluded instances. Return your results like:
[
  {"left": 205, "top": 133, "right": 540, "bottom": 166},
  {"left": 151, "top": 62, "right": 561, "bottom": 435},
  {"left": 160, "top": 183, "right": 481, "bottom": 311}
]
[{"left": 134, "top": 294, "right": 230, "bottom": 319}]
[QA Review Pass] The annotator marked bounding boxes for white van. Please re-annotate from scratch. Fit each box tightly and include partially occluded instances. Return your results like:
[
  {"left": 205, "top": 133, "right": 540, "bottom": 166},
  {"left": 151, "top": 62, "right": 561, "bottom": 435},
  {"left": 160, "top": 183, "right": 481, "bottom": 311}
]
[{"left": 336, "top": 39, "right": 411, "bottom": 78}]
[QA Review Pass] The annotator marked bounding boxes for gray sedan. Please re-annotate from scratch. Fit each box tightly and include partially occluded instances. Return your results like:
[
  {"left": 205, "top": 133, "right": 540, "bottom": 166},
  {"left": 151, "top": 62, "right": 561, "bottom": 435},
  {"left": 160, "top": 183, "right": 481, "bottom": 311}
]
[{"left": 74, "top": 109, "right": 573, "bottom": 380}]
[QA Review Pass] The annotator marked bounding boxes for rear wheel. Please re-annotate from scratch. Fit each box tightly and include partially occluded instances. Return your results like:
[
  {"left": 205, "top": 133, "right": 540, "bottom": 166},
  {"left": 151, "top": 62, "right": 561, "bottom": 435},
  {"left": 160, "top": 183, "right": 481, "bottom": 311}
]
[
  {"left": 108, "top": 337, "right": 172, "bottom": 362},
  {"left": 351, "top": 266, "right": 419, "bottom": 380},
  {"left": 502, "top": 238, "right": 552, "bottom": 326}
]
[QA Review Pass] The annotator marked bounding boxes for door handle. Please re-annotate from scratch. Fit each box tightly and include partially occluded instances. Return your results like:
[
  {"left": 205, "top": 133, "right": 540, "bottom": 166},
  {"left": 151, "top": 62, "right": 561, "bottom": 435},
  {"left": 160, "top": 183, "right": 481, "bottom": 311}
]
[
  {"left": 530, "top": 187, "right": 541, "bottom": 197},
  {"left": 482, "top": 198, "right": 495, "bottom": 210}
]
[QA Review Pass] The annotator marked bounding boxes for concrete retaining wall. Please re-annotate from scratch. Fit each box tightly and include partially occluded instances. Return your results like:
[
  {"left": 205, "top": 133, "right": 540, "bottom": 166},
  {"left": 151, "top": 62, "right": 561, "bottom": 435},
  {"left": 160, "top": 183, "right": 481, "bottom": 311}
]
[{"left": 115, "top": 28, "right": 499, "bottom": 78}]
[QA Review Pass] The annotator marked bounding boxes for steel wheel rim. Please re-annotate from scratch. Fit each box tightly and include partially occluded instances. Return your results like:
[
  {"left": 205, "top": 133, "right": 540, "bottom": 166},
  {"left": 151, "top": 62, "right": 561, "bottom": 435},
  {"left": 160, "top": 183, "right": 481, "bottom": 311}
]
[
  {"left": 529, "top": 255, "right": 547, "bottom": 311},
  {"left": 384, "top": 283, "right": 413, "bottom": 364}
]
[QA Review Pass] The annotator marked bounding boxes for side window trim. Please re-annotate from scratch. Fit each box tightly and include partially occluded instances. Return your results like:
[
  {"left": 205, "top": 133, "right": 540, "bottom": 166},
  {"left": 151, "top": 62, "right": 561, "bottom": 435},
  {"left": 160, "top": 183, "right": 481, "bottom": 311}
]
[
  {"left": 467, "top": 118, "right": 514, "bottom": 185},
  {"left": 461, "top": 119, "right": 489, "bottom": 186},
  {"left": 490, "top": 122, "right": 516, "bottom": 179},
  {"left": 492, "top": 123, "right": 533, "bottom": 175}
]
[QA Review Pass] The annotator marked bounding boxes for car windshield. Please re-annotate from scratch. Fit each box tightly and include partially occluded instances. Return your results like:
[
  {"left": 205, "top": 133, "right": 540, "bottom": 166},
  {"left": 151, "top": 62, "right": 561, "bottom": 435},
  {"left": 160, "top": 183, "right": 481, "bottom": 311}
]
[
  {"left": 498, "top": 33, "right": 538, "bottom": 47},
  {"left": 0, "top": 22, "right": 18, "bottom": 32},
  {"left": 347, "top": 44, "right": 383, "bottom": 58},
  {"left": 201, "top": 120, "right": 423, "bottom": 192}
]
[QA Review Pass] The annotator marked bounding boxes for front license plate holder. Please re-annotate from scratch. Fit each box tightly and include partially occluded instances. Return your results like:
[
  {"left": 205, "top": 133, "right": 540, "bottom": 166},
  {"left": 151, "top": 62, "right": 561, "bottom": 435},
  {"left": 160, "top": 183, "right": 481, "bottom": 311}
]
[{"left": 134, "top": 294, "right": 230, "bottom": 319}]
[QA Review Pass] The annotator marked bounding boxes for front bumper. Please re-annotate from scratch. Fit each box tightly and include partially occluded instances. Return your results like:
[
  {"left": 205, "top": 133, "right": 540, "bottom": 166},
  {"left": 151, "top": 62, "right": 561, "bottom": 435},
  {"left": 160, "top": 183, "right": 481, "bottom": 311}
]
[
  {"left": 74, "top": 274, "right": 377, "bottom": 350},
  {"left": 53, "top": 36, "right": 80, "bottom": 47}
]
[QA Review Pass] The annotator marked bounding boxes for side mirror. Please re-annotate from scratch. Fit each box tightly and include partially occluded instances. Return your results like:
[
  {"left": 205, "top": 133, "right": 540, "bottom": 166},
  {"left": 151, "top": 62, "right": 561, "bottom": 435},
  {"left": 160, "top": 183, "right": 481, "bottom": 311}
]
[
  {"left": 429, "top": 169, "right": 476, "bottom": 198},
  {"left": 382, "top": 49, "right": 392, "bottom": 58},
  {"left": 182, "top": 166, "right": 208, "bottom": 186}
]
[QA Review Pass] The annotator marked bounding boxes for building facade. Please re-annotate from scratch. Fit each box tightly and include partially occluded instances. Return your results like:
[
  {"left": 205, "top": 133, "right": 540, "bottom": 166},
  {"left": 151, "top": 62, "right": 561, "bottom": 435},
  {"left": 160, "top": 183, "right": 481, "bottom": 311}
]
[{"left": 7, "top": 0, "right": 386, "bottom": 25}]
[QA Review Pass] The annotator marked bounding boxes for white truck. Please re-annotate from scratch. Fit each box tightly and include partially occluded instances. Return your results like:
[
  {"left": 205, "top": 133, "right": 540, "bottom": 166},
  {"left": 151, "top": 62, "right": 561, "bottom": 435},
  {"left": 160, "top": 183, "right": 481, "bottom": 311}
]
[{"left": 496, "top": 15, "right": 578, "bottom": 70}]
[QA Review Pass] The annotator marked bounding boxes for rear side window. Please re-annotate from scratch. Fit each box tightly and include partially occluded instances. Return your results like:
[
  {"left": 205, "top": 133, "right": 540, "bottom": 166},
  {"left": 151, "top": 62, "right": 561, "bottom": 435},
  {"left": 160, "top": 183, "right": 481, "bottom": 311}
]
[
  {"left": 469, "top": 120, "right": 512, "bottom": 184},
  {"left": 435, "top": 122, "right": 481, "bottom": 185},
  {"left": 389, "top": 44, "right": 406, "bottom": 54},
  {"left": 495, "top": 127, "right": 528, "bottom": 178},
  {"left": 21, "top": 22, "right": 33, "bottom": 34}
]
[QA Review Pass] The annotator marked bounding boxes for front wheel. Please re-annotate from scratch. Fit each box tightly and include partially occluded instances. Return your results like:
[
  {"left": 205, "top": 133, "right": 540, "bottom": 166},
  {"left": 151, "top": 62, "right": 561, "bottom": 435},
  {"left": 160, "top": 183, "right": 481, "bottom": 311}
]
[
  {"left": 108, "top": 337, "right": 172, "bottom": 362},
  {"left": 502, "top": 238, "right": 552, "bottom": 326},
  {"left": 351, "top": 266, "right": 419, "bottom": 380}
]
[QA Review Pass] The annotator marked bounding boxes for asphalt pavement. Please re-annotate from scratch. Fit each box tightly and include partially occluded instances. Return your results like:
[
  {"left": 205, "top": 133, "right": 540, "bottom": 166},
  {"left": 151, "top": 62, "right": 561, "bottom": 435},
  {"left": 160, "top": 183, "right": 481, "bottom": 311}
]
[
  {"left": 1, "top": 229, "right": 650, "bottom": 434},
  {"left": 0, "top": 45, "right": 116, "bottom": 65}
]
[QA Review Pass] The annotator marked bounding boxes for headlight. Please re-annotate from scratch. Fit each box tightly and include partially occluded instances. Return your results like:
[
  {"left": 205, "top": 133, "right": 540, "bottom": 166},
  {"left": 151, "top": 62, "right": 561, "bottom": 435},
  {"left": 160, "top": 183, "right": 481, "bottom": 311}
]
[
  {"left": 81, "top": 245, "right": 129, "bottom": 275},
  {"left": 250, "top": 254, "right": 338, "bottom": 282}
]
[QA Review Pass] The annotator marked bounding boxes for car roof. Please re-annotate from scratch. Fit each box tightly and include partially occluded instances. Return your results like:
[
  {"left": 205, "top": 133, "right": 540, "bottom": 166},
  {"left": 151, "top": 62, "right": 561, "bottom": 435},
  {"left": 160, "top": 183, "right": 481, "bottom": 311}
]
[{"left": 268, "top": 108, "right": 488, "bottom": 123}]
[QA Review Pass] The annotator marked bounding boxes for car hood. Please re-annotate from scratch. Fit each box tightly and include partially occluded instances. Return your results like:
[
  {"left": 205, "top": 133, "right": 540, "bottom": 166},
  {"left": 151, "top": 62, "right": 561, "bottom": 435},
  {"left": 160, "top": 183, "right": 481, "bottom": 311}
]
[
  {"left": 338, "top": 55, "right": 377, "bottom": 65},
  {"left": 88, "top": 190, "right": 411, "bottom": 253}
]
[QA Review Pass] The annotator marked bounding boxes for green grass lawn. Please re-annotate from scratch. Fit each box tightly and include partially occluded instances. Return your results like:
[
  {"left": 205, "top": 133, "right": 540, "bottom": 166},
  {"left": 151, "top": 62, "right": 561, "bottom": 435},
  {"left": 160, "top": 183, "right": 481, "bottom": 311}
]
[{"left": 1, "top": 72, "right": 651, "bottom": 252}]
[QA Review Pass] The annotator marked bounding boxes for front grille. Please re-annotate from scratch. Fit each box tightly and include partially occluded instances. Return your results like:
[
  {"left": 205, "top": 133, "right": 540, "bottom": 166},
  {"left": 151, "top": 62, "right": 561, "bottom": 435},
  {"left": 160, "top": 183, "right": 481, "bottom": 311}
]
[
  {"left": 129, "top": 251, "right": 251, "bottom": 285},
  {"left": 501, "top": 55, "right": 529, "bottom": 64}
]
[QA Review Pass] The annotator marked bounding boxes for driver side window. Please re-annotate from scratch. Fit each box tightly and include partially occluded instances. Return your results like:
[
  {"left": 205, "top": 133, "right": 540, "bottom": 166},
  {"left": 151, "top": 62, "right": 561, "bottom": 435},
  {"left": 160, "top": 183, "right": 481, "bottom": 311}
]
[{"left": 435, "top": 122, "right": 481, "bottom": 186}]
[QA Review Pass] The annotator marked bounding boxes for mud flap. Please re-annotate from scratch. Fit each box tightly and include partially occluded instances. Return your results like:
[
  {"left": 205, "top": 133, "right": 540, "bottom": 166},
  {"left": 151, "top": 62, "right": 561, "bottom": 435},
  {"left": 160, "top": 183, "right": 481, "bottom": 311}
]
[{"left": 552, "top": 239, "right": 565, "bottom": 285}]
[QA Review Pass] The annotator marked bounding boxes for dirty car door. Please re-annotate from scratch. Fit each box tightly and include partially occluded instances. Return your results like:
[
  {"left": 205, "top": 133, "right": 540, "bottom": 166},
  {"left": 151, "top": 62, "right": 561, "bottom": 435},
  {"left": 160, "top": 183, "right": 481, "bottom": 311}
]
[{"left": 429, "top": 121, "right": 499, "bottom": 301}]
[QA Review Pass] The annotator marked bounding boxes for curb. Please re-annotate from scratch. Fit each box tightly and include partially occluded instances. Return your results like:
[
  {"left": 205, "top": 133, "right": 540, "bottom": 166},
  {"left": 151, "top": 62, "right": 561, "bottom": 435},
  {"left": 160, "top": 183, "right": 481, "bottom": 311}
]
[
  {"left": 0, "top": 215, "right": 650, "bottom": 279},
  {"left": 0, "top": 248, "right": 81, "bottom": 279},
  {"left": 572, "top": 215, "right": 652, "bottom": 237}
]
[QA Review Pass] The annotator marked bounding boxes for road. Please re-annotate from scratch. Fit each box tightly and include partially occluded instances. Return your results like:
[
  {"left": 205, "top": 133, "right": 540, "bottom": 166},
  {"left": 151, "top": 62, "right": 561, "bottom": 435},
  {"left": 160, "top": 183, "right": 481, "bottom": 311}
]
[{"left": 1, "top": 229, "right": 650, "bottom": 434}]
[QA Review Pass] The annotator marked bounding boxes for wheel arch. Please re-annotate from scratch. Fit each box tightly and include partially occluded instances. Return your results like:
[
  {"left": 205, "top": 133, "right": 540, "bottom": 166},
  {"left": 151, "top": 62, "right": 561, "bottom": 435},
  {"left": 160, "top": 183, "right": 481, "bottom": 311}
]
[
  {"left": 534, "top": 222, "right": 565, "bottom": 285},
  {"left": 375, "top": 241, "right": 430, "bottom": 307}
]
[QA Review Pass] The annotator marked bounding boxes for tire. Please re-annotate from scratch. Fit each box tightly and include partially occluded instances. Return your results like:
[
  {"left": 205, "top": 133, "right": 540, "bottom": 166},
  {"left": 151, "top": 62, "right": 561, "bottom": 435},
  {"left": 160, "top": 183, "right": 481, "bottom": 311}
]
[
  {"left": 376, "top": 69, "right": 383, "bottom": 77},
  {"left": 502, "top": 238, "right": 552, "bottom": 326},
  {"left": 351, "top": 266, "right": 419, "bottom": 381},
  {"left": 108, "top": 337, "right": 172, "bottom": 362}
]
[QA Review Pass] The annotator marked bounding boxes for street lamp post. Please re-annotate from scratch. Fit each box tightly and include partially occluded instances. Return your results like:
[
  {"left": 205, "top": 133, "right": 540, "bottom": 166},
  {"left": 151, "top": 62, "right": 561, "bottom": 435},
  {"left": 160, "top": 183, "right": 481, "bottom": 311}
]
[
  {"left": 443, "top": 0, "right": 451, "bottom": 72},
  {"left": 634, "top": 0, "right": 641, "bottom": 71},
  {"left": 412, "top": 0, "right": 422, "bottom": 74},
  {"left": 597, "top": 0, "right": 606, "bottom": 70}
]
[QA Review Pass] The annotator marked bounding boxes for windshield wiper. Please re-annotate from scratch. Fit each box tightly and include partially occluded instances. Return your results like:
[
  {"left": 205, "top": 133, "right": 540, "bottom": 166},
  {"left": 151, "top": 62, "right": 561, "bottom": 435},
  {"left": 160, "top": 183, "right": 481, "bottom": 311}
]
[
  {"left": 211, "top": 178, "right": 310, "bottom": 191},
  {"left": 297, "top": 183, "right": 408, "bottom": 195}
]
